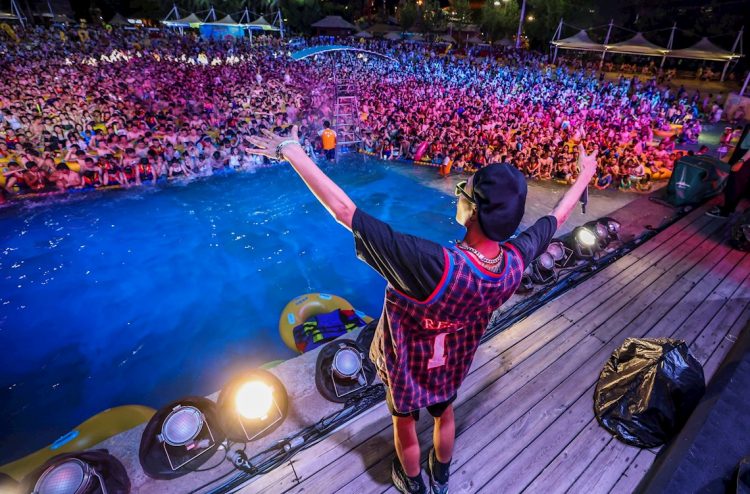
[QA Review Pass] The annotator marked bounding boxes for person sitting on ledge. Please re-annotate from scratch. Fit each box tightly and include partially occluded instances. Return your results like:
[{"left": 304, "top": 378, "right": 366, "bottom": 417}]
[{"left": 247, "top": 126, "right": 598, "bottom": 494}]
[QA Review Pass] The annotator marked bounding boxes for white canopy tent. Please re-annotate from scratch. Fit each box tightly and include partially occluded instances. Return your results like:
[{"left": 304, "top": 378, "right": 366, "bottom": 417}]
[
  {"left": 607, "top": 33, "right": 667, "bottom": 56},
  {"left": 383, "top": 31, "right": 401, "bottom": 41},
  {"left": 247, "top": 16, "right": 278, "bottom": 30},
  {"left": 667, "top": 37, "right": 740, "bottom": 62},
  {"left": 205, "top": 14, "right": 240, "bottom": 26},
  {"left": 353, "top": 30, "right": 373, "bottom": 38},
  {"left": 551, "top": 30, "right": 603, "bottom": 52},
  {"left": 163, "top": 12, "right": 202, "bottom": 28},
  {"left": 311, "top": 16, "right": 356, "bottom": 31},
  {"left": 549, "top": 20, "right": 744, "bottom": 80}
]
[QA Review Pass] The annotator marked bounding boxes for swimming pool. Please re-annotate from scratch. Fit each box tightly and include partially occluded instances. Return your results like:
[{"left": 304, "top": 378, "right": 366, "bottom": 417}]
[{"left": 0, "top": 156, "right": 467, "bottom": 462}]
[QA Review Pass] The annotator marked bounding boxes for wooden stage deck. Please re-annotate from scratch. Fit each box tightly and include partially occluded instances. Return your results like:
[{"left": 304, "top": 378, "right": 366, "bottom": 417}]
[{"left": 239, "top": 204, "right": 750, "bottom": 494}]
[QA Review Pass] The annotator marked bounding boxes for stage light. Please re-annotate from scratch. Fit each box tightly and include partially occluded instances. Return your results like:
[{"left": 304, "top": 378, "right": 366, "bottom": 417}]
[
  {"left": 576, "top": 227, "right": 597, "bottom": 247},
  {"left": 517, "top": 266, "right": 535, "bottom": 293},
  {"left": 140, "top": 397, "right": 225, "bottom": 478},
  {"left": 529, "top": 251, "right": 556, "bottom": 284},
  {"left": 546, "top": 240, "right": 575, "bottom": 267},
  {"left": 570, "top": 226, "right": 600, "bottom": 259},
  {"left": 599, "top": 217, "right": 621, "bottom": 241},
  {"left": 235, "top": 381, "right": 274, "bottom": 420},
  {"left": 592, "top": 222, "right": 609, "bottom": 243},
  {"left": 218, "top": 369, "right": 288, "bottom": 442},
  {"left": 316, "top": 340, "right": 376, "bottom": 403},
  {"left": 25, "top": 451, "right": 129, "bottom": 494},
  {"left": 33, "top": 458, "right": 103, "bottom": 494}
]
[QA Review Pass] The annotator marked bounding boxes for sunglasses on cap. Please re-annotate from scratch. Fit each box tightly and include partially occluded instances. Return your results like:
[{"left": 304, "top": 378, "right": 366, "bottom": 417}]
[{"left": 454, "top": 180, "right": 476, "bottom": 205}]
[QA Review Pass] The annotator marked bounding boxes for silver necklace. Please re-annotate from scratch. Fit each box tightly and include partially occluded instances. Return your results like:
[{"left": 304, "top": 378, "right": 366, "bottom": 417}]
[{"left": 456, "top": 241, "right": 503, "bottom": 265}]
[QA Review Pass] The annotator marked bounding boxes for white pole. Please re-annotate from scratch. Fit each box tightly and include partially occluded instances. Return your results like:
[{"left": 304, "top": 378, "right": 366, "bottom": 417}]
[
  {"left": 722, "top": 26, "right": 743, "bottom": 82},
  {"left": 515, "top": 0, "right": 527, "bottom": 49},
  {"left": 600, "top": 19, "right": 613, "bottom": 68},
  {"left": 10, "top": 0, "right": 25, "bottom": 28},
  {"left": 741, "top": 70, "right": 750, "bottom": 97},
  {"left": 551, "top": 18, "right": 562, "bottom": 64},
  {"left": 661, "top": 22, "right": 676, "bottom": 69}
]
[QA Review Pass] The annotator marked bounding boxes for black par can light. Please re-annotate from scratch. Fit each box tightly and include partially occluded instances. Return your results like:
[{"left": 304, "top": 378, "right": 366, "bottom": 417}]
[
  {"left": 217, "top": 369, "right": 288, "bottom": 442},
  {"left": 315, "top": 340, "right": 376, "bottom": 403},
  {"left": 139, "top": 397, "right": 225, "bottom": 479},
  {"left": 22, "top": 450, "right": 130, "bottom": 494}
]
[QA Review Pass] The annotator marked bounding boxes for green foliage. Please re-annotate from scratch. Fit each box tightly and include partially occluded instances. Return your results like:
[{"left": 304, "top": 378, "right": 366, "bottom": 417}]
[
  {"left": 450, "top": 0, "right": 473, "bottom": 27},
  {"left": 480, "top": 0, "right": 519, "bottom": 42},
  {"left": 279, "top": 0, "right": 322, "bottom": 34},
  {"left": 398, "top": 0, "right": 418, "bottom": 32},
  {"left": 421, "top": 0, "right": 446, "bottom": 33}
]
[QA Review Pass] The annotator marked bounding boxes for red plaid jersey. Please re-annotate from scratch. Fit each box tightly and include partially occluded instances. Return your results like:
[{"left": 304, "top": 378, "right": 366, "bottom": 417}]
[{"left": 369, "top": 243, "right": 525, "bottom": 413}]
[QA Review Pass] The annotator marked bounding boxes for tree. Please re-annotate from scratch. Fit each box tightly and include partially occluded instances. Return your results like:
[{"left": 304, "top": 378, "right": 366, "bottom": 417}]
[
  {"left": 398, "top": 0, "right": 418, "bottom": 32},
  {"left": 450, "top": 0, "right": 473, "bottom": 28},
  {"left": 420, "top": 0, "right": 446, "bottom": 34},
  {"left": 480, "top": 0, "right": 519, "bottom": 42},
  {"left": 279, "top": 0, "right": 323, "bottom": 34}
]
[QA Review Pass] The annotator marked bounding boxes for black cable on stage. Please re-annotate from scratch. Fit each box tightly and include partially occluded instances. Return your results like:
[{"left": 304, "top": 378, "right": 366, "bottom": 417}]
[
  {"left": 195, "top": 205, "right": 689, "bottom": 493},
  {"left": 203, "top": 385, "right": 385, "bottom": 494}
]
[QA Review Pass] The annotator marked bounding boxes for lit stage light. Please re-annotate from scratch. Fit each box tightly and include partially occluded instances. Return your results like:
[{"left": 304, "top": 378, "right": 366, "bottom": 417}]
[
  {"left": 570, "top": 226, "right": 600, "bottom": 259},
  {"left": 218, "top": 370, "right": 288, "bottom": 442},
  {"left": 315, "top": 340, "right": 375, "bottom": 403},
  {"left": 139, "top": 397, "right": 225, "bottom": 479},
  {"left": 235, "top": 382, "right": 275, "bottom": 420}
]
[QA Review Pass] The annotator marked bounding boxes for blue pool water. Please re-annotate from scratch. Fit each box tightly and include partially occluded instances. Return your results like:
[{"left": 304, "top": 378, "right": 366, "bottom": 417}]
[{"left": 0, "top": 157, "right": 465, "bottom": 462}]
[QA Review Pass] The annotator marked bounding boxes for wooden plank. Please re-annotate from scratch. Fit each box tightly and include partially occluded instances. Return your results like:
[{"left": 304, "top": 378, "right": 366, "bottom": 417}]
[
  {"left": 560, "top": 254, "right": 750, "bottom": 494},
  {"left": 316, "top": 218, "right": 727, "bottom": 494},
  {"left": 565, "top": 439, "right": 647, "bottom": 494},
  {"left": 702, "top": 301, "right": 750, "bottom": 380},
  {"left": 476, "top": 407, "right": 598, "bottom": 493},
  {"left": 371, "top": 223, "right": 733, "bottom": 494},
  {"left": 522, "top": 420, "right": 611, "bottom": 494},
  {"left": 241, "top": 209, "right": 715, "bottom": 494},
  {"left": 610, "top": 449, "right": 658, "bottom": 493},
  {"left": 252, "top": 216, "right": 720, "bottom": 493},
  {"left": 692, "top": 260, "right": 750, "bottom": 373},
  {"left": 428, "top": 224, "right": 736, "bottom": 491},
  {"left": 529, "top": 251, "right": 750, "bottom": 492}
]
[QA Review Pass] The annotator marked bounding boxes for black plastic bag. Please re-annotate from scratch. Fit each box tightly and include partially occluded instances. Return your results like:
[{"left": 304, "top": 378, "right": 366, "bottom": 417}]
[{"left": 594, "top": 338, "right": 705, "bottom": 448}]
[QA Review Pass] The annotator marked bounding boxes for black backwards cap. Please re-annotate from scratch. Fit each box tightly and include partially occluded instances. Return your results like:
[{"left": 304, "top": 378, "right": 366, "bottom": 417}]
[{"left": 472, "top": 163, "right": 527, "bottom": 242}]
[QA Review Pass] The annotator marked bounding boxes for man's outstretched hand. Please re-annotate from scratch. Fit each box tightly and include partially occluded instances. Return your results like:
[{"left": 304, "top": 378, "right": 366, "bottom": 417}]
[
  {"left": 576, "top": 144, "right": 598, "bottom": 183},
  {"left": 246, "top": 125, "right": 302, "bottom": 160}
]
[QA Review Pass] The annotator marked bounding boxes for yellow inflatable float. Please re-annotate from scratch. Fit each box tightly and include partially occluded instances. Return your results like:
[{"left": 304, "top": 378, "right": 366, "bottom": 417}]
[
  {"left": 279, "top": 293, "right": 373, "bottom": 353},
  {"left": 0, "top": 405, "right": 155, "bottom": 481}
]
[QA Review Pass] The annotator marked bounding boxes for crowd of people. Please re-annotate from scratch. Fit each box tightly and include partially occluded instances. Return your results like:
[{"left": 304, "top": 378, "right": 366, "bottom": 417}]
[{"left": 0, "top": 23, "right": 738, "bottom": 202}]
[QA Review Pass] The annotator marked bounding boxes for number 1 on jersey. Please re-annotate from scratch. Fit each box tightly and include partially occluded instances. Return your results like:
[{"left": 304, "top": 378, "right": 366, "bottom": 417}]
[{"left": 427, "top": 333, "right": 447, "bottom": 369}]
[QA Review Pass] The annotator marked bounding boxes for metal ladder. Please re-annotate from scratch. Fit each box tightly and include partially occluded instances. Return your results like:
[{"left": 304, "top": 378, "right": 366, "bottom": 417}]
[{"left": 333, "top": 83, "right": 361, "bottom": 161}]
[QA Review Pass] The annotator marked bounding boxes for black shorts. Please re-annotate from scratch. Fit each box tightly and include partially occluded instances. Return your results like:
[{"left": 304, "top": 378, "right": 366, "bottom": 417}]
[
  {"left": 384, "top": 386, "right": 456, "bottom": 420},
  {"left": 325, "top": 148, "right": 335, "bottom": 160}
]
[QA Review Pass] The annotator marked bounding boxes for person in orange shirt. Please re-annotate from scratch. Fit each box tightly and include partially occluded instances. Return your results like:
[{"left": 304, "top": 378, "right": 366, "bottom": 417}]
[{"left": 318, "top": 120, "right": 337, "bottom": 161}]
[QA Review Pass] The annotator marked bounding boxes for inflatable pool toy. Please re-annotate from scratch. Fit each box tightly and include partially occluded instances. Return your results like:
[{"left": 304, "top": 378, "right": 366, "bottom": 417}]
[
  {"left": 0, "top": 405, "right": 155, "bottom": 481},
  {"left": 279, "top": 293, "right": 373, "bottom": 353},
  {"left": 414, "top": 141, "right": 429, "bottom": 162}
]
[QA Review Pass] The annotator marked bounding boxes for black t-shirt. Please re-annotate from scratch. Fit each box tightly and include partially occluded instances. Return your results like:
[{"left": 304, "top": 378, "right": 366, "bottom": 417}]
[{"left": 352, "top": 208, "right": 558, "bottom": 301}]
